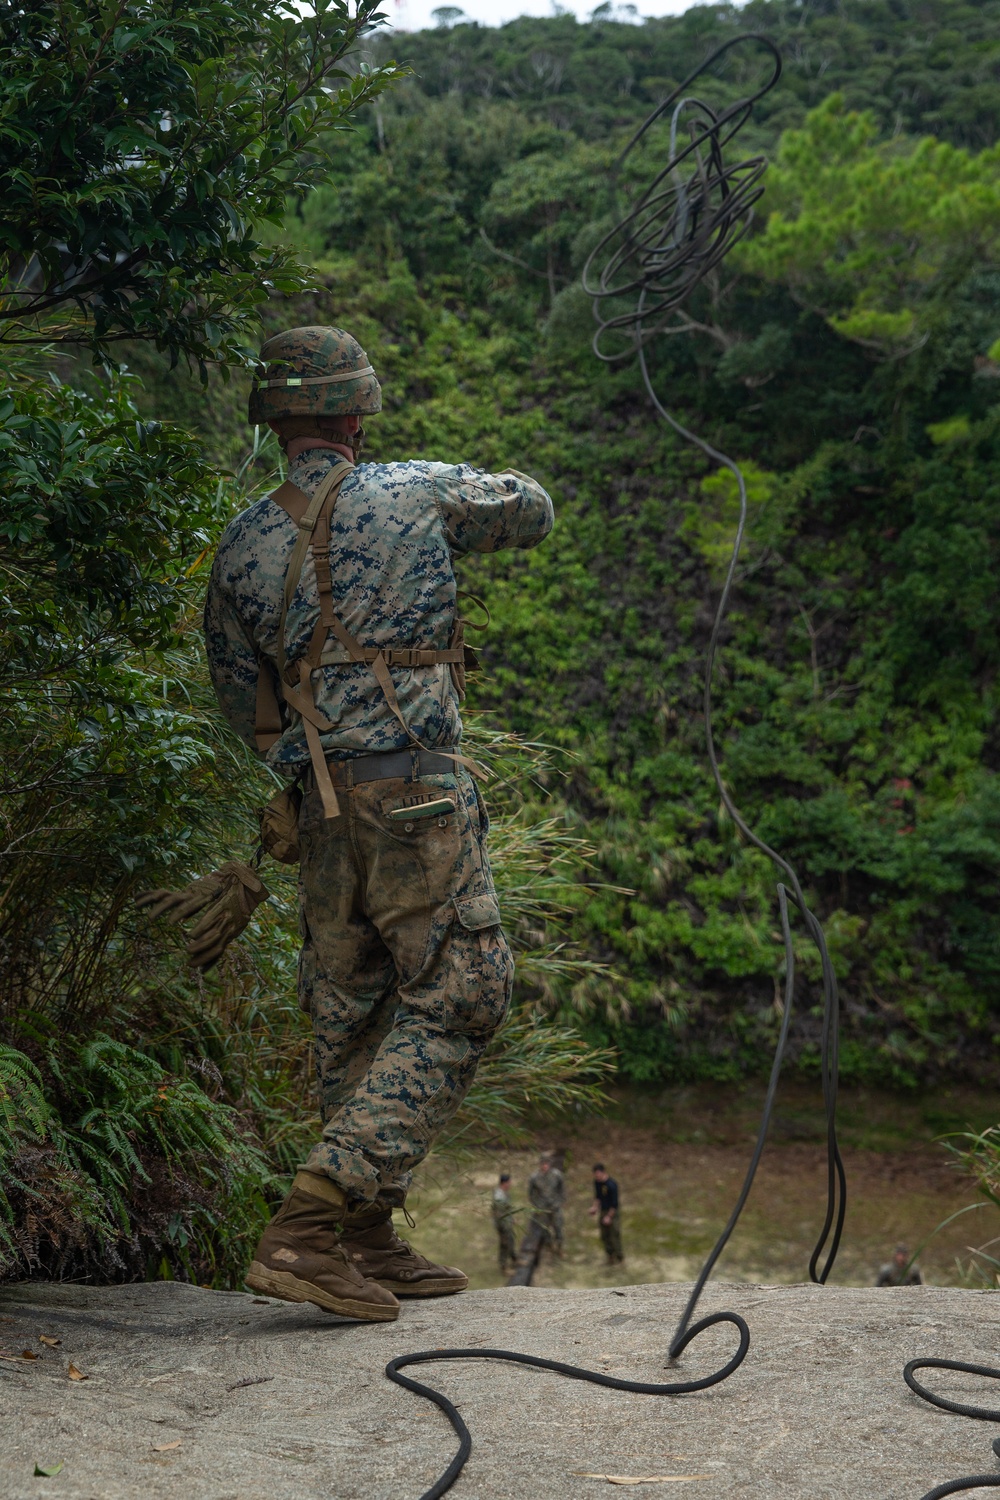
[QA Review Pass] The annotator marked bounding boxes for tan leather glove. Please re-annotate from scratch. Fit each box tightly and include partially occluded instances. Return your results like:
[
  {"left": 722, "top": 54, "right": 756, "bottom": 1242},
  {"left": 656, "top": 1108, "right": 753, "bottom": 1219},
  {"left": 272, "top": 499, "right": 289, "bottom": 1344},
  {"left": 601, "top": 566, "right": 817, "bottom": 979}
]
[{"left": 136, "top": 860, "right": 269, "bottom": 971}]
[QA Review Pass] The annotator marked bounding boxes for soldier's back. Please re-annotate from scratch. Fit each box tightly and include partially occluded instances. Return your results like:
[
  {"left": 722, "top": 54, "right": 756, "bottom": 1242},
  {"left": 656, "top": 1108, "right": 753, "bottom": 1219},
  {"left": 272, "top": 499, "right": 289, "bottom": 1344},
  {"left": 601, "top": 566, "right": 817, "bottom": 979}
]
[
  {"left": 216, "top": 461, "right": 457, "bottom": 659},
  {"left": 208, "top": 455, "right": 553, "bottom": 765}
]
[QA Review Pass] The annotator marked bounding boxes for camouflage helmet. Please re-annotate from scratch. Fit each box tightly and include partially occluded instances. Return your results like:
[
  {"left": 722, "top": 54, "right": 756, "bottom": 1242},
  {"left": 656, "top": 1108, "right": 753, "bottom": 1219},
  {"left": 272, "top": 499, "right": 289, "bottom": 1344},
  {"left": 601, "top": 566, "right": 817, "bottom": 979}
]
[{"left": 248, "top": 325, "right": 382, "bottom": 426}]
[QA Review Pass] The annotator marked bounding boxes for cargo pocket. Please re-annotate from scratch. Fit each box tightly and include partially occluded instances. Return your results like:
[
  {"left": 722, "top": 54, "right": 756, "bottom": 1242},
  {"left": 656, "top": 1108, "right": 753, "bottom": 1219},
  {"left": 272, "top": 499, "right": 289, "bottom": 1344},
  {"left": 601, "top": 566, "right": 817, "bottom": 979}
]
[
  {"left": 455, "top": 892, "right": 500, "bottom": 931},
  {"left": 441, "top": 892, "right": 512, "bottom": 1037}
]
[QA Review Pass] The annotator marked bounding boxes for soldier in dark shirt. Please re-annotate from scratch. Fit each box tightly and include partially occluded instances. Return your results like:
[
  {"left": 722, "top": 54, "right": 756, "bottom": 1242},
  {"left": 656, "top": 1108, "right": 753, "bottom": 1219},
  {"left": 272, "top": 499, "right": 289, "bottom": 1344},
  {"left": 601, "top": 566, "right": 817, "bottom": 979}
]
[{"left": 589, "top": 1163, "right": 623, "bottom": 1264}]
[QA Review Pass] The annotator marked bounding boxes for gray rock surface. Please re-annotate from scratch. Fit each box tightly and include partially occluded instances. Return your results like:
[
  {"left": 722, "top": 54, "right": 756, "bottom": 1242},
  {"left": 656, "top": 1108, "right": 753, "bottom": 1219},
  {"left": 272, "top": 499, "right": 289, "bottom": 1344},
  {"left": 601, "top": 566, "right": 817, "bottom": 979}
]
[{"left": 0, "top": 1280, "right": 997, "bottom": 1499}]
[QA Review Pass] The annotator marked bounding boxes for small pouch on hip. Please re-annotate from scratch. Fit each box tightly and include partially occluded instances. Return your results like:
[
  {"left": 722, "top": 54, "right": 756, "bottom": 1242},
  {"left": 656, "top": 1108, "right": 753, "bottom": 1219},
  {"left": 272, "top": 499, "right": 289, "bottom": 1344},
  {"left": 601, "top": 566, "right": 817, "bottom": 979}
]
[{"left": 258, "top": 783, "right": 303, "bottom": 865}]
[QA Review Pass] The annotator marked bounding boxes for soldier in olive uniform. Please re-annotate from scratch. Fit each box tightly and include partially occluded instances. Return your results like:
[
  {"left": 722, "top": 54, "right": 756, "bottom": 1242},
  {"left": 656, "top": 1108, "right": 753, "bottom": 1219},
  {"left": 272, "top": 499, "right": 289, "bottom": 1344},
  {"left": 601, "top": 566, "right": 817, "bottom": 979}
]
[
  {"left": 527, "top": 1153, "right": 565, "bottom": 1255},
  {"left": 203, "top": 326, "right": 553, "bottom": 1321},
  {"left": 492, "top": 1172, "right": 517, "bottom": 1272},
  {"left": 876, "top": 1243, "right": 923, "bottom": 1286}
]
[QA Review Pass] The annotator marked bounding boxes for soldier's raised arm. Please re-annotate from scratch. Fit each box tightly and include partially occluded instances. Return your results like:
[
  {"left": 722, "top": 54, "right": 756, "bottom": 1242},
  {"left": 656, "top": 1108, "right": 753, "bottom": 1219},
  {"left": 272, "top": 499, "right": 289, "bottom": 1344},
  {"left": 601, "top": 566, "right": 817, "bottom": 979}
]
[{"left": 432, "top": 463, "right": 554, "bottom": 555}]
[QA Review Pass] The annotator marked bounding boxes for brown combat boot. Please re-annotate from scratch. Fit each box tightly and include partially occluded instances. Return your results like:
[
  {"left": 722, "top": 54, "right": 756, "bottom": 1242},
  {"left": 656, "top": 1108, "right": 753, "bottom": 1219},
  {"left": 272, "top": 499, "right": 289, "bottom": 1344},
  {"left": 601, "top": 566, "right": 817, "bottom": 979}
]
[
  {"left": 246, "top": 1171, "right": 400, "bottom": 1321},
  {"left": 340, "top": 1207, "right": 469, "bottom": 1297}
]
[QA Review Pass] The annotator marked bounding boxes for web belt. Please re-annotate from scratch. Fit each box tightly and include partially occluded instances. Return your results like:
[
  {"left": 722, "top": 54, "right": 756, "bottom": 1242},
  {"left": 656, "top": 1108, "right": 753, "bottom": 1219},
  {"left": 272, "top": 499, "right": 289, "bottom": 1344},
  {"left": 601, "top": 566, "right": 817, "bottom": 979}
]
[{"left": 305, "top": 748, "right": 460, "bottom": 789}]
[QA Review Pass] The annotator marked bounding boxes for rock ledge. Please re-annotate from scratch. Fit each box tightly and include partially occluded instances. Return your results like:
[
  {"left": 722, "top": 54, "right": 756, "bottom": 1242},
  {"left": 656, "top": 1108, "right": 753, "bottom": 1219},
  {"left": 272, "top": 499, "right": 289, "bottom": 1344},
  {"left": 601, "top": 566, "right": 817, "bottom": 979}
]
[{"left": 1, "top": 1280, "right": 997, "bottom": 1499}]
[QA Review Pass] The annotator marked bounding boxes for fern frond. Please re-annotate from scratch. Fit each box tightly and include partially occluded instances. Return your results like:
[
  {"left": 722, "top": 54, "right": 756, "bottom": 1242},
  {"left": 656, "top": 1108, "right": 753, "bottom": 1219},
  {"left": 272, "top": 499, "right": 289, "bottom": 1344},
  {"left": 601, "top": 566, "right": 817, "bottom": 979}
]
[{"left": 0, "top": 1045, "right": 48, "bottom": 1140}]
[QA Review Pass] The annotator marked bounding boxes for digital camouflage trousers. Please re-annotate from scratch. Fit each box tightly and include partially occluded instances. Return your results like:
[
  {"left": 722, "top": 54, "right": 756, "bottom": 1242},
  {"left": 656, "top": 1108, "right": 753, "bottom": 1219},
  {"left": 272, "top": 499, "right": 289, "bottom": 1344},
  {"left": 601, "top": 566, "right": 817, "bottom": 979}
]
[
  {"left": 496, "top": 1219, "right": 517, "bottom": 1270},
  {"left": 296, "top": 765, "right": 513, "bottom": 1210},
  {"left": 532, "top": 1207, "right": 564, "bottom": 1251}
]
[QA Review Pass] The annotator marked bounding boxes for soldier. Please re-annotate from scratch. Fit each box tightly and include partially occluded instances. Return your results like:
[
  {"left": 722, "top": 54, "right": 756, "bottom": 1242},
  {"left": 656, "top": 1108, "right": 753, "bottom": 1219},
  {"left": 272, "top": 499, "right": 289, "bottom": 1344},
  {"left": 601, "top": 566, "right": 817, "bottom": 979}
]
[
  {"left": 589, "top": 1162, "right": 623, "bottom": 1264},
  {"left": 492, "top": 1172, "right": 517, "bottom": 1272},
  {"left": 527, "top": 1152, "right": 565, "bottom": 1255},
  {"left": 876, "top": 1243, "right": 923, "bottom": 1286},
  {"left": 203, "top": 325, "right": 553, "bottom": 1322}
]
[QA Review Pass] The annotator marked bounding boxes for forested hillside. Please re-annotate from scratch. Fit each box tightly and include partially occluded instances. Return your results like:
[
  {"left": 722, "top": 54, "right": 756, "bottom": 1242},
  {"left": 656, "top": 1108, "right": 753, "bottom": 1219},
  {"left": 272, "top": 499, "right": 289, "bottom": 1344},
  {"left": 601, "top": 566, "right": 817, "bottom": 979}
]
[{"left": 147, "top": 0, "right": 1000, "bottom": 1088}]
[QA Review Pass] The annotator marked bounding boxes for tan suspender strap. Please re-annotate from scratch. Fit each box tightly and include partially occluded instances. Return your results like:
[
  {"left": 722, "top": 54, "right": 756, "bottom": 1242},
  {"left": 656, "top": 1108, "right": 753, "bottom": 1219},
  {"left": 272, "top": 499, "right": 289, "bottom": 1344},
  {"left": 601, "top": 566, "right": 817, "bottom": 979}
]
[
  {"left": 275, "top": 459, "right": 354, "bottom": 692},
  {"left": 290, "top": 489, "right": 354, "bottom": 817},
  {"left": 279, "top": 672, "right": 335, "bottom": 732},
  {"left": 300, "top": 659, "right": 341, "bottom": 821},
  {"left": 282, "top": 470, "right": 352, "bottom": 820},
  {"left": 366, "top": 648, "right": 485, "bottom": 782},
  {"left": 253, "top": 465, "right": 351, "bottom": 754},
  {"left": 254, "top": 478, "right": 315, "bottom": 750},
  {"left": 311, "top": 496, "right": 364, "bottom": 651},
  {"left": 316, "top": 643, "right": 465, "bottom": 667},
  {"left": 369, "top": 650, "right": 428, "bottom": 746},
  {"left": 268, "top": 478, "right": 312, "bottom": 525}
]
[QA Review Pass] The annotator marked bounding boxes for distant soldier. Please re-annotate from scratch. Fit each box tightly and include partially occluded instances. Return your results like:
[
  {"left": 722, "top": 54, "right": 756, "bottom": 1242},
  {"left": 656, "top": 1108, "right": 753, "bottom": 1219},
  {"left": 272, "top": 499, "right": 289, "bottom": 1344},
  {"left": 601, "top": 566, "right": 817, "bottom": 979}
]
[
  {"left": 589, "top": 1163, "right": 623, "bottom": 1264},
  {"left": 492, "top": 1172, "right": 517, "bottom": 1272},
  {"left": 527, "top": 1153, "right": 565, "bottom": 1255},
  {"left": 876, "top": 1243, "right": 923, "bottom": 1286}
]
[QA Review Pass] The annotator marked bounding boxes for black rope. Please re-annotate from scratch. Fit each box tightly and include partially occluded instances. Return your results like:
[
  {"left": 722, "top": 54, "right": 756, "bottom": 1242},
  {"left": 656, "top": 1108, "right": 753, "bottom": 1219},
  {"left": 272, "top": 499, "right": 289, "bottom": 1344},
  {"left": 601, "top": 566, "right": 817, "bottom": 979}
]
[
  {"left": 905, "top": 1360, "right": 1000, "bottom": 1497},
  {"left": 582, "top": 26, "right": 846, "bottom": 1355},
  {"left": 386, "top": 1312, "right": 749, "bottom": 1500},
  {"left": 384, "top": 36, "right": 850, "bottom": 1498},
  {"left": 583, "top": 35, "right": 780, "bottom": 360}
]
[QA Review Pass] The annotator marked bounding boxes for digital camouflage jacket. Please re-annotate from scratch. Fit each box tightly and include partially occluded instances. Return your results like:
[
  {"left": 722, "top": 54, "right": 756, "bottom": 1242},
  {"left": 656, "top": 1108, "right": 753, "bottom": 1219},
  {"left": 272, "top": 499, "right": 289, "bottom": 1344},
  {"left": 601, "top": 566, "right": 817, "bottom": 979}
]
[
  {"left": 492, "top": 1186, "right": 515, "bottom": 1225},
  {"left": 527, "top": 1167, "right": 565, "bottom": 1212},
  {"left": 204, "top": 449, "right": 554, "bottom": 767}
]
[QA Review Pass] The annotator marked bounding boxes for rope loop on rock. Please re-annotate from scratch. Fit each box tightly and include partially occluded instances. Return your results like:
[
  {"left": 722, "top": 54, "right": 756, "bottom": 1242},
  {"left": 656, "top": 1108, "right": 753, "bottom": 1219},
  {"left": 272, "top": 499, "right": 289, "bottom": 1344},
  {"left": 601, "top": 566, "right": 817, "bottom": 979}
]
[
  {"left": 905, "top": 1359, "right": 1000, "bottom": 1498},
  {"left": 385, "top": 1312, "right": 750, "bottom": 1500},
  {"left": 905, "top": 1359, "right": 1000, "bottom": 1424}
]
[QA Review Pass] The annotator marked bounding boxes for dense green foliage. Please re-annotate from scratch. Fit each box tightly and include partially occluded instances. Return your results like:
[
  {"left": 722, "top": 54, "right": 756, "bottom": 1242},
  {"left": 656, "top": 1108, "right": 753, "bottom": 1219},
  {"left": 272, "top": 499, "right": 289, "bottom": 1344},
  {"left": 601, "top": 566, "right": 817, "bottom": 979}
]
[
  {"left": 0, "top": 0, "right": 399, "bottom": 366},
  {"left": 394, "top": 0, "right": 1000, "bottom": 148},
  {"left": 252, "top": 0, "right": 999, "bottom": 1087}
]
